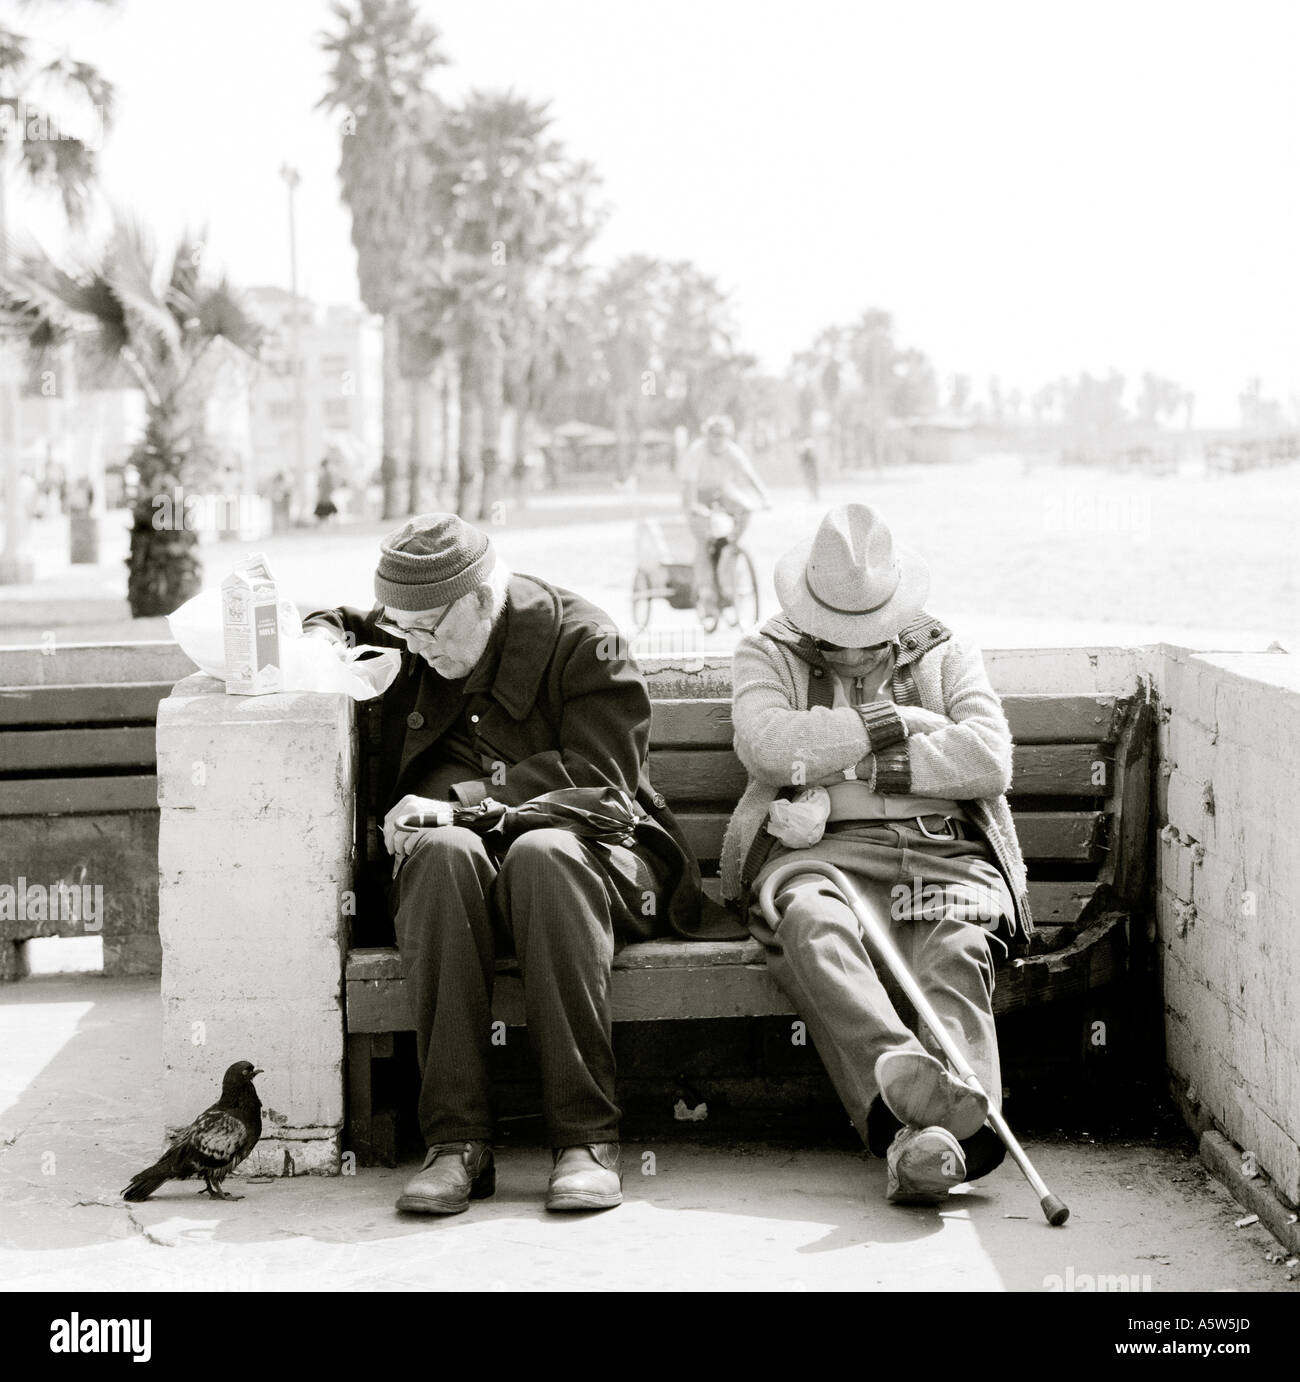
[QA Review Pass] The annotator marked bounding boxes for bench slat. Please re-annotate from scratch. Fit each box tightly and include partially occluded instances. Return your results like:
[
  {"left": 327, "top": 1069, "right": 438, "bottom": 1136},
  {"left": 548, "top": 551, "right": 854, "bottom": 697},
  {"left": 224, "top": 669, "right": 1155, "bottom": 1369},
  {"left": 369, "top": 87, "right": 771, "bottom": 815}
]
[
  {"left": 346, "top": 910, "right": 1127, "bottom": 1031},
  {"left": 0, "top": 775, "right": 158, "bottom": 817},
  {"left": 0, "top": 726, "right": 157, "bottom": 773},
  {"left": 0, "top": 682, "right": 171, "bottom": 727},
  {"left": 649, "top": 743, "right": 1113, "bottom": 803},
  {"left": 648, "top": 694, "right": 1125, "bottom": 748}
]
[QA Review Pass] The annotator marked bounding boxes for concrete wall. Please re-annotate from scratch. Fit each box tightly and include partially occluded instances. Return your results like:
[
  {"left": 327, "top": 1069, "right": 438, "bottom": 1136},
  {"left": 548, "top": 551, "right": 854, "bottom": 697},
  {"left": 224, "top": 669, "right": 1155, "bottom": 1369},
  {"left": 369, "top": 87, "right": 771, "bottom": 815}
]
[
  {"left": 1154, "top": 645, "right": 1300, "bottom": 1207},
  {"left": 155, "top": 673, "right": 355, "bottom": 1175}
]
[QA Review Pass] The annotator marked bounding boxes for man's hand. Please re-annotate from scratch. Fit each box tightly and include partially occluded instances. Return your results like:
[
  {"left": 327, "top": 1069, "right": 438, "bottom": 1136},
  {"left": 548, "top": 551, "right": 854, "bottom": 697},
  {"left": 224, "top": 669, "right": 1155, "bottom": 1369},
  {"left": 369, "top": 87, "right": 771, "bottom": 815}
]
[
  {"left": 895, "top": 706, "right": 954, "bottom": 736},
  {"left": 383, "top": 794, "right": 454, "bottom": 857}
]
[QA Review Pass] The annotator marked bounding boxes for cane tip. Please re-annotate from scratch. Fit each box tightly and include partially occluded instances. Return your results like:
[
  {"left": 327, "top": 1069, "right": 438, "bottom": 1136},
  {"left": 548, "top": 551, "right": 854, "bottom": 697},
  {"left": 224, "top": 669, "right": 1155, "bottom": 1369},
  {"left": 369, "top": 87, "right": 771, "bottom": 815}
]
[{"left": 1042, "top": 1193, "right": 1070, "bottom": 1226}]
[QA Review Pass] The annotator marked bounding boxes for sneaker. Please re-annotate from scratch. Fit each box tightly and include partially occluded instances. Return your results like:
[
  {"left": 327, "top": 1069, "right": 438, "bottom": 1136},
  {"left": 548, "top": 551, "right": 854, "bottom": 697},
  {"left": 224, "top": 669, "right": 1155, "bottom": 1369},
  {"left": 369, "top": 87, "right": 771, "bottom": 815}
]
[
  {"left": 885, "top": 1125, "right": 967, "bottom": 1204},
  {"left": 395, "top": 1140, "right": 494, "bottom": 1215},
  {"left": 874, "top": 1049, "right": 989, "bottom": 1141},
  {"left": 868, "top": 1095, "right": 1006, "bottom": 1182}
]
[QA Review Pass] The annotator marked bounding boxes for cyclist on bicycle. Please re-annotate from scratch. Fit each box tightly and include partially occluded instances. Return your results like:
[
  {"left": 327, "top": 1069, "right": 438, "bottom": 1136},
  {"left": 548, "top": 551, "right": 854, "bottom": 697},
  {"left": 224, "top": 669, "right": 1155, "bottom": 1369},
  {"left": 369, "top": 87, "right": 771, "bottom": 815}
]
[{"left": 680, "top": 414, "right": 771, "bottom": 615}]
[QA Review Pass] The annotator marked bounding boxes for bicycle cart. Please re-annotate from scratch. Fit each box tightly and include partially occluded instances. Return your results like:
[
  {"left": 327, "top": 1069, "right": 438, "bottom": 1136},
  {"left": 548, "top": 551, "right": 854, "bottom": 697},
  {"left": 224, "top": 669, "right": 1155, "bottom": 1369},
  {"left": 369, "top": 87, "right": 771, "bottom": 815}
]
[
  {"left": 632, "top": 516, "right": 696, "bottom": 632},
  {"left": 632, "top": 508, "right": 760, "bottom": 634}
]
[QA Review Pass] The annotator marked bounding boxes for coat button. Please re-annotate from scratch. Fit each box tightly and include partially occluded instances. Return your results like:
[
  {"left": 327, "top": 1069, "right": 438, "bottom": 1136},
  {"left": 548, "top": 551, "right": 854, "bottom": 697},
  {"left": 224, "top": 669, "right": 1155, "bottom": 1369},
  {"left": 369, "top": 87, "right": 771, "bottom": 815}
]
[
  {"left": 812, "top": 667, "right": 824, "bottom": 678},
  {"left": 406, "top": 711, "right": 424, "bottom": 729},
  {"left": 929, "top": 628, "right": 940, "bottom": 638},
  {"left": 905, "top": 639, "right": 917, "bottom": 649},
  {"left": 470, "top": 714, "right": 479, "bottom": 724},
  {"left": 652, "top": 792, "right": 666, "bottom": 809}
]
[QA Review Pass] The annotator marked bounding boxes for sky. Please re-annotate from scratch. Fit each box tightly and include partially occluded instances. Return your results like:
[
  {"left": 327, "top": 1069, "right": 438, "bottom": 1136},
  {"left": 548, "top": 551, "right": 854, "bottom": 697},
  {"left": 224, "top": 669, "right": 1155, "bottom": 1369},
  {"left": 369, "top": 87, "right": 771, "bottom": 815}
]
[{"left": 11, "top": 0, "right": 1300, "bottom": 424}]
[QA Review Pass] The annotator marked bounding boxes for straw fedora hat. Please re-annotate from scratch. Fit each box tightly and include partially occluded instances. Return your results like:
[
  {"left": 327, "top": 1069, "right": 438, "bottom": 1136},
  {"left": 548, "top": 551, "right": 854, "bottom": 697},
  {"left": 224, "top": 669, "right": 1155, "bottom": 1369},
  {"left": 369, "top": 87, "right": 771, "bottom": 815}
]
[{"left": 773, "top": 504, "right": 930, "bottom": 646}]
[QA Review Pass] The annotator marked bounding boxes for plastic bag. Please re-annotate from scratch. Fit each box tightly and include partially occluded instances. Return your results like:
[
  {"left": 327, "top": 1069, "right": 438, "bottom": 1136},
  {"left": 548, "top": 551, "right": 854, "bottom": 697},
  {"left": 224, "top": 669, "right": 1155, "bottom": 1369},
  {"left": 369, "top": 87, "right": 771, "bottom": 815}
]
[
  {"left": 766, "top": 787, "right": 832, "bottom": 848},
  {"left": 285, "top": 633, "right": 401, "bottom": 700},
  {"left": 167, "top": 588, "right": 400, "bottom": 701}
]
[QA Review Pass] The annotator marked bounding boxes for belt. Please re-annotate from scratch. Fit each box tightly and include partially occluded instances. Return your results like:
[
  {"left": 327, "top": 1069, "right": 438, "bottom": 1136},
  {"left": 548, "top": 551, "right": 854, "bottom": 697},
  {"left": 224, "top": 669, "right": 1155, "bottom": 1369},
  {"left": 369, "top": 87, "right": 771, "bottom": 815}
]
[
  {"left": 827, "top": 814, "right": 967, "bottom": 841},
  {"left": 913, "top": 813, "right": 965, "bottom": 841}
]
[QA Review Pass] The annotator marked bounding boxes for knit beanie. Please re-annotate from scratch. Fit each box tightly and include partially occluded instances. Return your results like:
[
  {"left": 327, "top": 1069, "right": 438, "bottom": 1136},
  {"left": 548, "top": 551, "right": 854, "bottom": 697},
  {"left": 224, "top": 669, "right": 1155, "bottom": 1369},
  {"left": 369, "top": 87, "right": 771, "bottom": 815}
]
[{"left": 374, "top": 513, "right": 496, "bottom": 611}]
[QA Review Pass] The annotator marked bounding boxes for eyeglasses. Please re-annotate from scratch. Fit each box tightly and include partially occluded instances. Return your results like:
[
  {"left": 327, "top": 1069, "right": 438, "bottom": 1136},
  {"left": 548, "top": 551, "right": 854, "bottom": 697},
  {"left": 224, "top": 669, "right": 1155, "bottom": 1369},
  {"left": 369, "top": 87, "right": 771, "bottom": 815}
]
[
  {"left": 814, "top": 638, "right": 892, "bottom": 654},
  {"left": 376, "top": 599, "right": 458, "bottom": 644}
]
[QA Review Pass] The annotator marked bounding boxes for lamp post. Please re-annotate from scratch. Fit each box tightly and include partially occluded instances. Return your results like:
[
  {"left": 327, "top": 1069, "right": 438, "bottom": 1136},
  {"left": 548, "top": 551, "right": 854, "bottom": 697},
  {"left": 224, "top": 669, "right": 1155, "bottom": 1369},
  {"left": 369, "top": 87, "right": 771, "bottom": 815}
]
[{"left": 279, "top": 162, "right": 307, "bottom": 523}]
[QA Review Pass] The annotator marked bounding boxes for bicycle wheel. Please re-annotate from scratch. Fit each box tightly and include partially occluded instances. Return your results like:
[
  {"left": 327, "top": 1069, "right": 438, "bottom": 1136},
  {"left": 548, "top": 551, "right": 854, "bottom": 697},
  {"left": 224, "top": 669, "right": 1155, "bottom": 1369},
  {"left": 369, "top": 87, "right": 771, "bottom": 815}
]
[
  {"left": 632, "top": 569, "right": 653, "bottom": 633},
  {"left": 721, "top": 544, "right": 759, "bottom": 628}
]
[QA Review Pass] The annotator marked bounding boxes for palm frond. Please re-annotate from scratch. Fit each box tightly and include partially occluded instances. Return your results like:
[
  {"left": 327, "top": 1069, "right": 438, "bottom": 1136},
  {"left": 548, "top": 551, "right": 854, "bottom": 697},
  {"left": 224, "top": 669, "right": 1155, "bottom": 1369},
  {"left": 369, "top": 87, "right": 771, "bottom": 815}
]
[
  {"left": 37, "top": 54, "right": 114, "bottom": 122},
  {"left": 0, "top": 28, "right": 29, "bottom": 80},
  {"left": 164, "top": 229, "right": 206, "bottom": 326},
  {"left": 103, "top": 215, "right": 182, "bottom": 364},
  {"left": 193, "top": 278, "right": 262, "bottom": 357},
  {"left": 14, "top": 126, "right": 96, "bottom": 222}
]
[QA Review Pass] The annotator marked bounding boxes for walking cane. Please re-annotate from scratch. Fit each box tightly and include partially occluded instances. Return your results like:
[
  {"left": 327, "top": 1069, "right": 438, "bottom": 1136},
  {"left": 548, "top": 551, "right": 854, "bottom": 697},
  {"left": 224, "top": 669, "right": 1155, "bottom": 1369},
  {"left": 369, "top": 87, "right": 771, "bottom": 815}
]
[{"left": 757, "top": 859, "right": 1070, "bottom": 1227}]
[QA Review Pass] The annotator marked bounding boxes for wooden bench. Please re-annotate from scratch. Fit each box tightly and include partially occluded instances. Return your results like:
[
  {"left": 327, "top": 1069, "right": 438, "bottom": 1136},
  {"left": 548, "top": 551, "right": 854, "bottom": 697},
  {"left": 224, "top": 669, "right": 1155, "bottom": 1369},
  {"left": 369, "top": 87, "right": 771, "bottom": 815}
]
[
  {"left": 343, "top": 668, "right": 1153, "bottom": 1162},
  {"left": 0, "top": 674, "right": 173, "bottom": 978}
]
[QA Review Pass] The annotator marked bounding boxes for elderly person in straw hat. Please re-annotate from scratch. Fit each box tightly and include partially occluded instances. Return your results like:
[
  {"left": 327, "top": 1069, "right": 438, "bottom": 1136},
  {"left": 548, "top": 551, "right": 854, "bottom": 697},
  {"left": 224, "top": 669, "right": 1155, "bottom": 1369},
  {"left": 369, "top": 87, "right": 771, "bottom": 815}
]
[
  {"left": 305, "top": 513, "right": 736, "bottom": 1218},
  {"left": 721, "top": 503, "right": 1031, "bottom": 1205}
]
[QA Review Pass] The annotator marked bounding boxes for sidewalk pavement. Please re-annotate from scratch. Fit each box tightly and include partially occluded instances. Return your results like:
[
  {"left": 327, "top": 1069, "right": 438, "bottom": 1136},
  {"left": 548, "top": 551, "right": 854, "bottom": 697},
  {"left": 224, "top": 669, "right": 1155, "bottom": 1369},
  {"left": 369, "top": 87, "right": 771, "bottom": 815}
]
[
  {"left": 4, "top": 463, "right": 1291, "bottom": 651},
  {"left": 1, "top": 974, "right": 1296, "bottom": 1293}
]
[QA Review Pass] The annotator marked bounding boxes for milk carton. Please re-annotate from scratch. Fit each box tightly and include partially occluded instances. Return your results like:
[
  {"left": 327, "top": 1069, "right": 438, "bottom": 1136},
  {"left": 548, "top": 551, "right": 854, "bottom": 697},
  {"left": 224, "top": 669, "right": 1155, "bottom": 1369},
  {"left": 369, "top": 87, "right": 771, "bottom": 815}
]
[{"left": 221, "top": 554, "right": 283, "bottom": 695}]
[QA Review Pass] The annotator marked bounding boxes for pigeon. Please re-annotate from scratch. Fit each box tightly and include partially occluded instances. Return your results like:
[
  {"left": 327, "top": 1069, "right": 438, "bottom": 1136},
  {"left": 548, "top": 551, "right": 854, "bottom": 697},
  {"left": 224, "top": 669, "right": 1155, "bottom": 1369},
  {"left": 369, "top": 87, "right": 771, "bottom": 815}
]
[{"left": 122, "top": 1060, "right": 263, "bottom": 1202}]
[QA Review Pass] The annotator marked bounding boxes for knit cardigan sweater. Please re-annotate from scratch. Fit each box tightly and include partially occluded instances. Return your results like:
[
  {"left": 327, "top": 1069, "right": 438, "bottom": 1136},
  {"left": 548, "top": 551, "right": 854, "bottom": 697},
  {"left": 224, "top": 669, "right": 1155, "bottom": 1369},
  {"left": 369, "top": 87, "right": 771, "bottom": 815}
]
[{"left": 721, "top": 611, "right": 1033, "bottom": 938}]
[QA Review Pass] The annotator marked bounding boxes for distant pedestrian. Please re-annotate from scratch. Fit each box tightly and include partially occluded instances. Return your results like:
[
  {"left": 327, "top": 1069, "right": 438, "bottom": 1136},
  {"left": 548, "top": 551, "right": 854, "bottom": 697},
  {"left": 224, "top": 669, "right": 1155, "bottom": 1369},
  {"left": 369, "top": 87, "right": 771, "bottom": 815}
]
[
  {"left": 270, "top": 471, "right": 292, "bottom": 531},
  {"left": 798, "top": 438, "right": 821, "bottom": 501},
  {"left": 314, "top": 458, "right": 338, "bottom": 525}
]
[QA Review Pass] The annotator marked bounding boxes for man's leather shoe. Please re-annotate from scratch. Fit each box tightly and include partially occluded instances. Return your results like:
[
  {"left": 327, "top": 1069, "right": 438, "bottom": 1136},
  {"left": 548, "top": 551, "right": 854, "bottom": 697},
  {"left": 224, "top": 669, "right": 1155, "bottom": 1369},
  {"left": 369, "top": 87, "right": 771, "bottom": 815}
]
[
  {"left": 396, "top": 1140, "right": 494, "bottom": 1214},
  {"left": 546, "top": 1143, "right": 622, "bottom": 1212}
]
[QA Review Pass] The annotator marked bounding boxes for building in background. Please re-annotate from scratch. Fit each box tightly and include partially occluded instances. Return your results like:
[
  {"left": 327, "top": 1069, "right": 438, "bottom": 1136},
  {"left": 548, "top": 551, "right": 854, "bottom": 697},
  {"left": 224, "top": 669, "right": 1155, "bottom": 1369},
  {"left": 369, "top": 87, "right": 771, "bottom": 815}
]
[{"left": 246, "top": 286, "right": 383, "bottom": 524}]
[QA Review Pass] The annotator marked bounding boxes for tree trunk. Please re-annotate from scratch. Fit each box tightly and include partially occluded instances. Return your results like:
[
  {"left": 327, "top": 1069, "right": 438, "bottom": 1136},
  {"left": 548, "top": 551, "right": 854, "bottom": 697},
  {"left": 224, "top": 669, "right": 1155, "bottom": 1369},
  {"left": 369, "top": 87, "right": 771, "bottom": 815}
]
[
  {"left": 405, "top": 371, "right": 425, "bottom": 516},
  {"left": 126, "top": 411, "right": 206, "bottom": 618},
  {"left": 476, "top": 331, "right": 505, "bottom": 521},
  {"left": 438, "top": 354, "right": 455, "bottom": 505},
  {"left": 613, "top": 392, "right": 635, "bottom": 483},
  {"left": 513, "top": 409, "right": 534, "bottom": 508},
  {"left": 380, "top": 313, "right": 403, "bottom": 519},
  {"left": 456, "top": 348, "right": 482, "bottom": 518}
]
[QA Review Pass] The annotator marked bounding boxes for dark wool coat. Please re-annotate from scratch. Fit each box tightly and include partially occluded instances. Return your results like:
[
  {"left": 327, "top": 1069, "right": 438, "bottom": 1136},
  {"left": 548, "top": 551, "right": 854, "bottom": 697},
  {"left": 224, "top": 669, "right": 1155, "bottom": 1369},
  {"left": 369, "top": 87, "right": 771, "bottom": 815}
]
[{"left": 306, "top": 572, "right": 742, "bottom": 940}]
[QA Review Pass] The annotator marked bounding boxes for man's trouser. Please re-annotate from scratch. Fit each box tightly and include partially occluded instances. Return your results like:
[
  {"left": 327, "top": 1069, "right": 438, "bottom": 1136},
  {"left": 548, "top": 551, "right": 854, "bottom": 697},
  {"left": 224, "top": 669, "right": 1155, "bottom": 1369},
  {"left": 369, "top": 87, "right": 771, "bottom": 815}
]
[
  {"left": 390, "top": 824, "right": 671, "bottom": 1149},
  {"left": 748, "top": 820, "right": 1012, "bottom": 1141}
]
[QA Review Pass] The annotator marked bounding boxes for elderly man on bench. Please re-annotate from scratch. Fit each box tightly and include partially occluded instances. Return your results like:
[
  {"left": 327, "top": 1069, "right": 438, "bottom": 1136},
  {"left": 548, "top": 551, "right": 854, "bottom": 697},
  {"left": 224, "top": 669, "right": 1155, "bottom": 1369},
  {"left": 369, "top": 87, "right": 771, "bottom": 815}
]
[
  {"left": 723, "top": 504, "right": 1032, "bottom": 1206},
  {"left": 305, "top": 514, "right": 732, "bottom": 1216}
]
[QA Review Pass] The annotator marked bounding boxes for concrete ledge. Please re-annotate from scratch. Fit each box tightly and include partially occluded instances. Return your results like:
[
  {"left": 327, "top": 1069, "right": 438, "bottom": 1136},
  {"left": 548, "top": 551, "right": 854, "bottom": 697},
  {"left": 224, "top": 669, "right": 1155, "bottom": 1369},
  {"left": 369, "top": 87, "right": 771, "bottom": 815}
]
[
  {"left": 1200, "top": 1129, "right": 1300, "bottom": 1256},
  {"left": 156, "top": 672, "right": 355, "bottom": 1176}
]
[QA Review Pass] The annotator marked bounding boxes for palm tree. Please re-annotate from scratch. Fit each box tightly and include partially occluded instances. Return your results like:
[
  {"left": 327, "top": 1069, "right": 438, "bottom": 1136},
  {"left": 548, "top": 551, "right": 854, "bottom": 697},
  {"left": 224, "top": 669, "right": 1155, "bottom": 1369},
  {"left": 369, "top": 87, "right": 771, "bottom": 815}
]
[
  {"left": 319, "top": 0, "right": 448, "bottom": 519},
  {"left": 422, "top": 91, "right": 601, "bottom": 518},
  {"left": 1, "top": 220, "right": 262, "bottom": 615},
  {"left": 0, "top": 0, "right": 115, "bottom": 223},
  {"left": 592, "top": 255, "right": 666, "bottom": 481}
]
